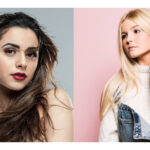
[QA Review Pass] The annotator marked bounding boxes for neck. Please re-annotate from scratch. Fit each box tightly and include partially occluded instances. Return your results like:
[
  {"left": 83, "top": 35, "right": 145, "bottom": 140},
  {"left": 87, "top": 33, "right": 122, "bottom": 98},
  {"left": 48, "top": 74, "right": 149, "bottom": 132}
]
[{"left": 137, "top": 51, "right": 150, "bottom": 66}]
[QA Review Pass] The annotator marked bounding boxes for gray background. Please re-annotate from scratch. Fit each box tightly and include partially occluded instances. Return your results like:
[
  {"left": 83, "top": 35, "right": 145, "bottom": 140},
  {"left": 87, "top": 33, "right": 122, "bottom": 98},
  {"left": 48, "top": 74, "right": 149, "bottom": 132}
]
[{"left": 0, "top": 8, "right": 73, "bottom": 102}]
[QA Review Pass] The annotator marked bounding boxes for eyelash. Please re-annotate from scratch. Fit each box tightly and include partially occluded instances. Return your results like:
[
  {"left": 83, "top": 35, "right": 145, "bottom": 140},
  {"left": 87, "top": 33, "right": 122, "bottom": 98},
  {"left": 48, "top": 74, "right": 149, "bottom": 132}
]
[
  {"left": 4, "top": 49, "right": 16, "bottom": 55},
  {"left": 27, "top": 52, "right": 37, "bottom": 58},
  {"left": 134, "top": 29, "right": 141, "bottom": 33},
  {"left": 122, "top": 34, "right": 127, "bottom": 40},
  {"left": 4, "top": 49, "right": 37, "bottom": 58},
  {"left": 121, "top": 29, "right": 141, "bottom": 40}
]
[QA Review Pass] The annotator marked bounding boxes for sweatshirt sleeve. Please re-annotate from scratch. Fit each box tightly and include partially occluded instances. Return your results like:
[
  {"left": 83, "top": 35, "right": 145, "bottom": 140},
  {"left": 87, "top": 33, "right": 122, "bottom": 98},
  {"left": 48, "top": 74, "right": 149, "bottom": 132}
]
[{"left": 99, "top": 107, "right": 119, "bottom": 142}]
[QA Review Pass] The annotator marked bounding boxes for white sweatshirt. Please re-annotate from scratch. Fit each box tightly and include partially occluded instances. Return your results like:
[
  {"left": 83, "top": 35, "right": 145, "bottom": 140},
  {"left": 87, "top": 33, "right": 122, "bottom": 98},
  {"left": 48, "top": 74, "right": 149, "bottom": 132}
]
[{"left": 99, "top": 65, "right": 150, "bottom": 142}]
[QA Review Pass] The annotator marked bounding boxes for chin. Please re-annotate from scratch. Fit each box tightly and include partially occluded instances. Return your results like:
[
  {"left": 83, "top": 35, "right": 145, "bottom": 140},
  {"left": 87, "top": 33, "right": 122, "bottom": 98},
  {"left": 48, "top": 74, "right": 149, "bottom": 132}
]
[
  {"left": 9, "top": 86, "right": 26, "bottom": 91},
  {"left": 128, "top": 53, "right": 139, "bottom": 59},
  {"left": 7, "top": 83, "right": 28, "bottom": 91}
]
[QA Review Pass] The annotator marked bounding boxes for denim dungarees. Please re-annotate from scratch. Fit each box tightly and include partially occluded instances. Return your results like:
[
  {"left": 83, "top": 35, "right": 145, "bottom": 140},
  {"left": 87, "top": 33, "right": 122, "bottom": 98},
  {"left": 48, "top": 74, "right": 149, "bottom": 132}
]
[{"left": 118, "top": 103, "right": 150, "bottom": 142}]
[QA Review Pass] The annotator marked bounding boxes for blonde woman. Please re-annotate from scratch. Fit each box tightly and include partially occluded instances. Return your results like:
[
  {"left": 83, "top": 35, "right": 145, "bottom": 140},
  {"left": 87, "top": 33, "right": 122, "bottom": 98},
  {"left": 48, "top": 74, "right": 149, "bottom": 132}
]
[{"left": 99, "top": 8, "right": 150, "bottom": 142}]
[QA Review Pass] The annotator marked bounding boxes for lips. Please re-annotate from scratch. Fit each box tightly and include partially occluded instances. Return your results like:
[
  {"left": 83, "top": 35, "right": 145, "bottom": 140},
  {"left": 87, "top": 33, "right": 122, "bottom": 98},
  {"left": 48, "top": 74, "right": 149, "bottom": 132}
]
[
  {"left": 128, "top": 46, "right": 137, "bottom": 50},
  {"left": 12, "top": 72, "right": 27, "bottom": 80}
]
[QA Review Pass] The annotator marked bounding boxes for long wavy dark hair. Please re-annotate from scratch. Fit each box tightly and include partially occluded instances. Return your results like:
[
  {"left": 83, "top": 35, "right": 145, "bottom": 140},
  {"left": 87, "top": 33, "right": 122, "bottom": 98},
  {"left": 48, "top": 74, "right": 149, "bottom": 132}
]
[{"left": 0, "top": 12, "right": 58, "bottom": 142}]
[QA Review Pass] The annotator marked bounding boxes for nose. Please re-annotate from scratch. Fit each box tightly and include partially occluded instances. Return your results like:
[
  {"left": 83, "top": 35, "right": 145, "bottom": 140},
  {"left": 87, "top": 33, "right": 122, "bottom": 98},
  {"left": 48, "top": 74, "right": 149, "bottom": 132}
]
[
  {"left": 15, "top": 53, "right": 27, "bottom": 70},
  {"left": 126, "top": 33, "right": 134, "bottom": 45}
]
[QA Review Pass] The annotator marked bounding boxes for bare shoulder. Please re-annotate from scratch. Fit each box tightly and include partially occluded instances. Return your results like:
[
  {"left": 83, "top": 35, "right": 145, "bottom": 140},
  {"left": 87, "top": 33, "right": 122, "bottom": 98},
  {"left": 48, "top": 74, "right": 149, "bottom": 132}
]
[
  {"left": 44, "top": 88, "right": 73, "bottom": 142},
  {"left": 45, "top": 88, "right": 73, "bottom": 108}
]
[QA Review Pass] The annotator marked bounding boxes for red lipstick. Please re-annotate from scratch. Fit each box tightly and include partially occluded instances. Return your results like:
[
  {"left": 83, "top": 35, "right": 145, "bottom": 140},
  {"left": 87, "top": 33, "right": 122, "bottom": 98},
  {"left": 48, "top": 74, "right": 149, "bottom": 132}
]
[{"left": 12, "top": 72, "right": 27, "bottom": 80}]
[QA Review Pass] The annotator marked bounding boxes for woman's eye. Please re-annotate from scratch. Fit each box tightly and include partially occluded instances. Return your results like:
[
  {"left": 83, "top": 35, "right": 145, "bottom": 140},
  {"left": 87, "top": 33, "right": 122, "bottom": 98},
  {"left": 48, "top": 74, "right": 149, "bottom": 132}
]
[
  {"left": 134, "top": 29, "right": 141, "bottom": 33},
  {"left": 5, "top": 49, "right": 15, "bottom": 55},
  {"left": 122, "top": 34, "right": 127, "bottom": 40},
  {"left": 27, "top": 52, "right": 37, "bottom": 58}
]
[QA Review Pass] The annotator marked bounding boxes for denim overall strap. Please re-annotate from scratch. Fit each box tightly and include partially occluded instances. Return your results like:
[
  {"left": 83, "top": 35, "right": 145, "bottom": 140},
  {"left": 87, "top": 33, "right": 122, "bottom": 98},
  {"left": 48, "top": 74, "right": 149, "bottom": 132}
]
[{"left": 118, "top": 103, "right": 150, "bottom": 142}]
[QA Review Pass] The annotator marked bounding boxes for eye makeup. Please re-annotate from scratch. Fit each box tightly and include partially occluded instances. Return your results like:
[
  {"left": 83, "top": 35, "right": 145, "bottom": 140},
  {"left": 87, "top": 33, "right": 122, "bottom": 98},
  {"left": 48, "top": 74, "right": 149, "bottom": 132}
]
[{"left": 1, "top": 42, "right": 39, "bottom": 59}]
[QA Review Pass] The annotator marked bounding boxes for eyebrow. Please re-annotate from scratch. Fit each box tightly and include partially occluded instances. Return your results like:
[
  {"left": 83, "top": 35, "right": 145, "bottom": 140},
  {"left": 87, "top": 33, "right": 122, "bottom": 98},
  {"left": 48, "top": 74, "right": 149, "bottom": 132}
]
[
  {"left": 2, "top": 43, "right": 19, "bottom": 48},
  {"left": 1, "top": 43, "right": 39, "bottom": 51},
  {"left": 121, "top": 25, "right": 140, "bottom": 34}
]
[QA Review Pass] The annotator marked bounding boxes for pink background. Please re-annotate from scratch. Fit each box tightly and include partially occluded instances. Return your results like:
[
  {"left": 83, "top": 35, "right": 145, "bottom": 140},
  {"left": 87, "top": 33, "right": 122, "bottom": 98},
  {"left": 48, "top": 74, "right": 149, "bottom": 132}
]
[{"left": 74, "top": 8, "right": 132, "bottom": 142}]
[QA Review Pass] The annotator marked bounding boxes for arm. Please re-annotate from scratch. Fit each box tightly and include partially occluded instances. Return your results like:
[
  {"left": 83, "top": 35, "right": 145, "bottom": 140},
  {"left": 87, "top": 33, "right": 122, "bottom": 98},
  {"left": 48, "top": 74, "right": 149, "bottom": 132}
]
[
  {"left": 99, "top": 107, "right": 119, "bottom": 142},
  {"left": 45, "top": 88, "right": 73, "bottom": 142}
]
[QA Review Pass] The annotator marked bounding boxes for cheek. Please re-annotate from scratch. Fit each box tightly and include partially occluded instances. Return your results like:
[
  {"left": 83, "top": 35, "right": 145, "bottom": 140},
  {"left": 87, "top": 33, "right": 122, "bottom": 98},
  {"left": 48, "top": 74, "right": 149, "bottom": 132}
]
[
  {"left": 122, "top": 40, "right": 126, "bottom": 48},
  {"left": 0, "top": 57, "right": 14, "bottom": 82},
  {"left": 138, "top": 34, "right": 150, "bottom": 46},
  {"left": 0, "top": 57, "right": 13, "bottom": 72},
  {"left": 122, "top": 42, "right": 128, "bottom": 53},
  {"left": 27, "top": 61, "right": 38, "bottom": 75},
  {"left": 144, "top": 37, "right": 150, "bottom": 48}
]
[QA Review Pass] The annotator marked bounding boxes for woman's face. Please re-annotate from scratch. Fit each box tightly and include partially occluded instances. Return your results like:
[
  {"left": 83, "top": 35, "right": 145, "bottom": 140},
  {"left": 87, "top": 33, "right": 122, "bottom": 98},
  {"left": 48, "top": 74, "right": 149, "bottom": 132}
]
[
  {"left": 0, "top": 26, "right": 39, "bottom": 91},
  {"left": 121, "top": 19, "right": 150, "bottom": 65}
]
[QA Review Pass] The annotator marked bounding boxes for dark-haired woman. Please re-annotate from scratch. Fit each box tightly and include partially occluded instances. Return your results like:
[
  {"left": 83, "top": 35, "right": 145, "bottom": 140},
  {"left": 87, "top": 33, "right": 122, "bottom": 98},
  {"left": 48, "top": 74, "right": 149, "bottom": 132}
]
[{"left": 0, "top": 12, "right": 73, "bottom": 142}]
